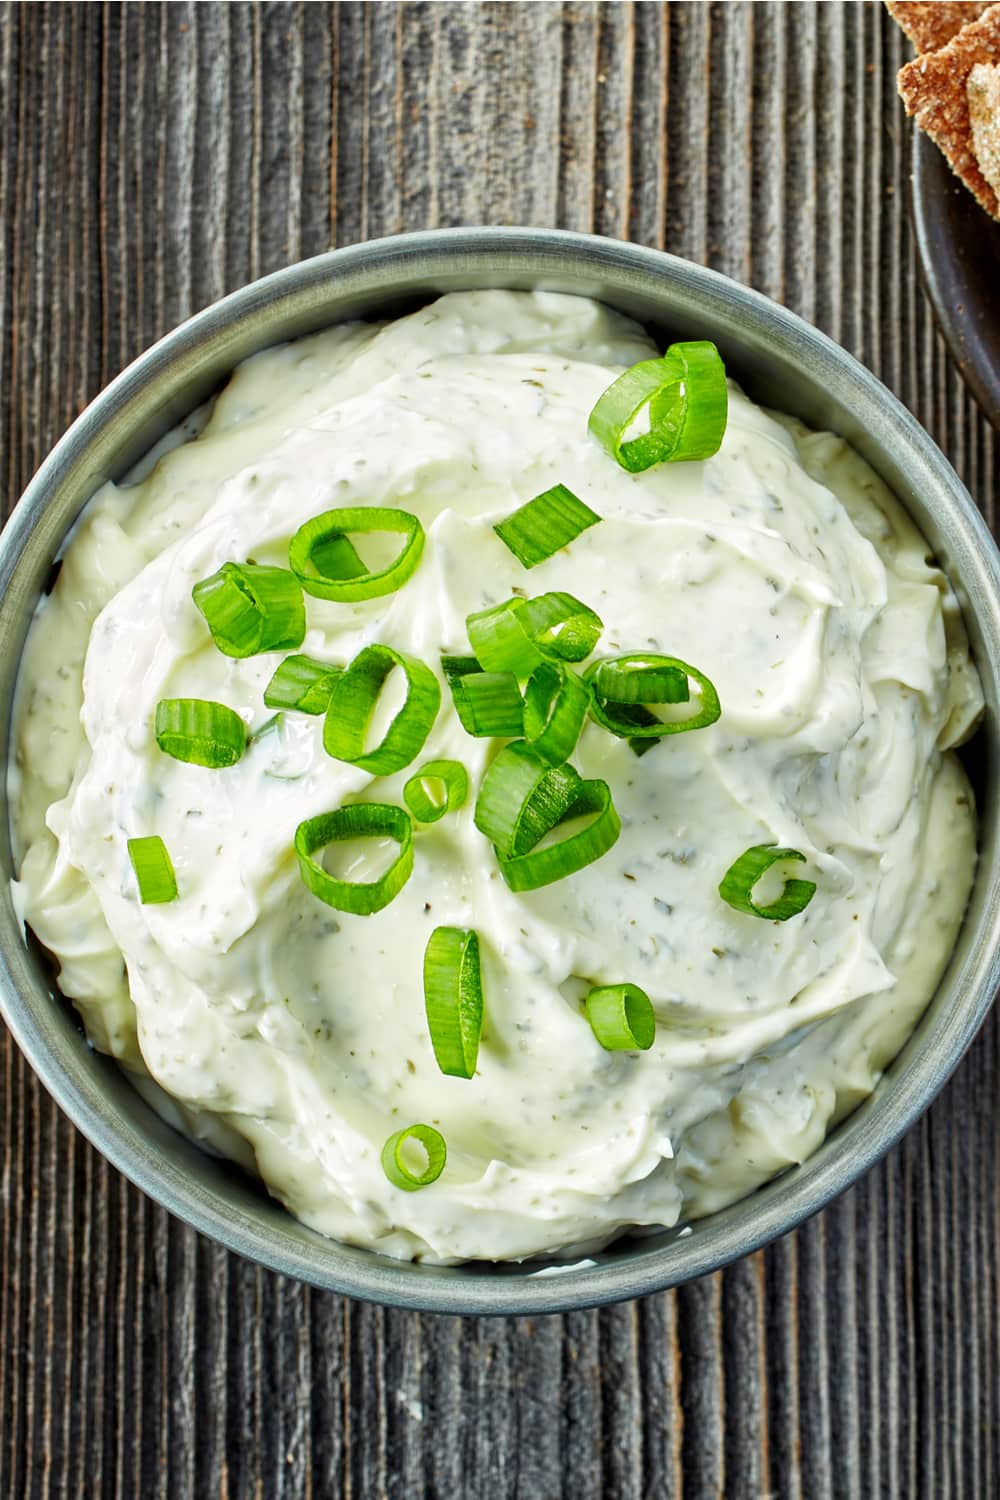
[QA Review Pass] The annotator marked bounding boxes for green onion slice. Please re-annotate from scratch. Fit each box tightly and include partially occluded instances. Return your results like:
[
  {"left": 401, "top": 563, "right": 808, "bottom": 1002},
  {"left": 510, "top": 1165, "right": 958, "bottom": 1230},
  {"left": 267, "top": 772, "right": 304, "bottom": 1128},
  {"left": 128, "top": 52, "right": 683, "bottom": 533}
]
[
  {"left": 718, "top": 843, "right": 817, "bottom": 921},
  {"left": 466, "top": 599, "right": 541, "bottom": 677},
  {"left": 466, "top": 592, "right": 603, "bottom": 676},
  {"left": 522, "top": 662, "right": 590, "bottom": 766},
  {"left": 154, "top": 699, "right": 247, "bottom": 768},
  {"left": 294, "top": 803, "right": 413, "bottom": 915},
  {"left": 591, "top": 655, "right": 690, "bottom": 706},
  {"left": 493, "top": 483, "right": 600, "bottom": 568},
  {"left": 585, "top": 982, "right": 655, "bottom": 1051},
  {"left": 441, "top": 654, "right": 482, "bottom": 684},
  {"left": 192, "top": 561, "right": 305, "bottom": 658},
  {"left": 474, "top": 741, "right": 583, "bottom": 858},
  {"left": 496, "top": 778, "right": 621, "bottom": 892},
  {"left": 127, "top": 836, "right": 178, "bottom": 905},
  {"left": 611, "top": 704, "right": 665, "bottom": 759},
  {"left": 585, "top": 655, "right": 720, "bottom": 739},
  {"left": 381, "top": 1124, "right": 447, "bottom": 1191},
  {"left": 263, "top": 654, "right": 342, "bottom": 715},
  {"left": 424, "top": 926, "right": 483, "bottom": 1079},
  {"left": 288, "top": 506, "right": 425, "bottom": 602},
  {"left": 323, "top": 644, "right": 440, "bottom": 775},
  {"left": 448, "top": 670, "right": 523, "bottom": 738},
  {"left": 588, "top": 341, "right": 728, "bottom": 472},
  {"left": 403, "top": 759, "right": 469, "bottom": 823}
]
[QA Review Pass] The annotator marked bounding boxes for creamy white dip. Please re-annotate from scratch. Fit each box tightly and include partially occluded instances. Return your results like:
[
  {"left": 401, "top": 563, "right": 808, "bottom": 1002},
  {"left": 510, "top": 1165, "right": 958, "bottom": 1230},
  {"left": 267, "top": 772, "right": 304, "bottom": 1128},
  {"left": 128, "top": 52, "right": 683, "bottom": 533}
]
[{"left": 9, "top": 291, "right": 982, "bottom": 1263}]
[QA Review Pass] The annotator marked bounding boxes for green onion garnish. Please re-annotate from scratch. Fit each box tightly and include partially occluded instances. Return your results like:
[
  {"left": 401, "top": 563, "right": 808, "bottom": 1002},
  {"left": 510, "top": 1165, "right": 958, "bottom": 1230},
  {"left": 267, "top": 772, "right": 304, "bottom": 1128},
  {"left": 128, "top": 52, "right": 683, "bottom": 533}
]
[
  {"left": 192, "top": 562, "right": 305, "bottom": 658},
  {"left": 496, "top": 777, "right": 621, "bottom": 892},
  {"left": 588, "top": 341, "right": 728, "bottom": 471},
  {"left": 154, "top": 699, "right": 247, "bottom": 767},
  {"left": 718, "top": 843, "right": 817, "bottom": 921},
  {"left": 591, "top": 655, "right": 690, "bottom": 705},
  {"left": 323, "top": 644, "right": 440, "bottom": 776},
  {"left": 466, "top": 599, "right": 541, "bottom": 677},
  {"left": 294, "top": 803, "right": 413, "bottom": 915},
  {"left": 263, "top": 654, "right": 342, "bottom": 715},
  {"left": 381, "top": 1124, "right": 447, "bottom": 1191},
  {"left": 474, "top": 741, "right": 582, "bottom": 858},
  {"left": 466, "top": 591, "right": 603, "bottom": 676},
  {"left": 493, "top": 484, "right": 600, "bottom": 568},
  {"left": 441, "top": 654, "right": 482, "bottom": 684},
  {"left": 522, "top": 662, "right": 590, "bottom": 766},
  {"left": 448, "top": 671, "right": 523, "bottom": 738},
  {"left": 403, "top": 759, "right": 469, "bottom": 823},
  {"left": 423, "top": 926, "right": 483, "bottom": 1079},
  {"left": 126, "top": 836, "right": 178, "bottom": 905},
  {"left": 288, "top": 506, "right": 425, "bottom": 602},
  {"left": 586, "top": 654, "right": 720, "bottom": 739},
  {"left": 585, "top": 982, "right": 655, "bottom": 1051}
]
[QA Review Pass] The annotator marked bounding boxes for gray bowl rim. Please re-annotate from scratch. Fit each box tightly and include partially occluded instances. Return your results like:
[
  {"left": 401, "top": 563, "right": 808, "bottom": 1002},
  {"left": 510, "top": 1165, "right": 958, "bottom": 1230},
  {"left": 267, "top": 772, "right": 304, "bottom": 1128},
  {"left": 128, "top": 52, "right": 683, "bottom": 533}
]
[{"left": 2, "top": 225, "right": 999, "bottom": 1316}]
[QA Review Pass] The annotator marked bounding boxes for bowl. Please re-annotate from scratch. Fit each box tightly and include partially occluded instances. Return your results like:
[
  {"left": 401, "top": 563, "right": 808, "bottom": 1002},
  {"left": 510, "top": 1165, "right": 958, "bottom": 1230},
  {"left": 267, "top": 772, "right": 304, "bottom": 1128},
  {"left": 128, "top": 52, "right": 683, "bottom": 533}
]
[{"left": 2, "top": 228, "right": 999, "bottom": 1316}]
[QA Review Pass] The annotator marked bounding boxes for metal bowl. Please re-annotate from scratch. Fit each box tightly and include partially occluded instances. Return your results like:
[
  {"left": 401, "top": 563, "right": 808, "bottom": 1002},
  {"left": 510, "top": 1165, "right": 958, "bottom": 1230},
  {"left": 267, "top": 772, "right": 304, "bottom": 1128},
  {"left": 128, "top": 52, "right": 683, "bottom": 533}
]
[{"left": 2, "top": 228, "right": 998, "bottom": 1315}]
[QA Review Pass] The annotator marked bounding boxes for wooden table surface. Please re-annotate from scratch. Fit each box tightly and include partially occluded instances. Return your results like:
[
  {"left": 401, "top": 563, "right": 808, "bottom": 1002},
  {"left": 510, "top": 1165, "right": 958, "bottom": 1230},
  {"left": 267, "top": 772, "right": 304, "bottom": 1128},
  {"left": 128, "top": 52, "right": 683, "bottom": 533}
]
[{"left": 2, "top": 3, "right": 998, "bottom": 1496}]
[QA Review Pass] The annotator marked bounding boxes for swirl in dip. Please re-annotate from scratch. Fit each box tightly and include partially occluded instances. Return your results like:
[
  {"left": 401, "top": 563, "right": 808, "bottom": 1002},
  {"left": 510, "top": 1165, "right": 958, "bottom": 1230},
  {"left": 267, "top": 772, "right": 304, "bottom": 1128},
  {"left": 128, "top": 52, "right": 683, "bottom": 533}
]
[{"left": 9, "top": 292, "right": 982, "bottom": 1263}]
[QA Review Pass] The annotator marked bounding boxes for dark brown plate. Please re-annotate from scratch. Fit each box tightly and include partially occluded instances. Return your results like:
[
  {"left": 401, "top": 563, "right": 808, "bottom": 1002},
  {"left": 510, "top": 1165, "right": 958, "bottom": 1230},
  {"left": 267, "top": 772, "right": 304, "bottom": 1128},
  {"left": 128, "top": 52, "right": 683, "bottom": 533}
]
[{"left": 910, "top": 129, "right": 1000, "bottom": 430}]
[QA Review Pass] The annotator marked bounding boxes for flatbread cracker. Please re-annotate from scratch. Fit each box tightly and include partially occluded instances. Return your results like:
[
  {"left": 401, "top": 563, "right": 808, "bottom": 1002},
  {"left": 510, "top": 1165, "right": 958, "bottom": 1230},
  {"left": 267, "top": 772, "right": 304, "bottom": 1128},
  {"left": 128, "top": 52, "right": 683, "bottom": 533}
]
[
  {"left": 968, "top": 61, "right": 1000, "bottom": 194},
  {"left": 887, "top": 2, "right": 992, "bottom": 54},
  {"left": 898, "top": 2, "right": 1000, "bottom": 218}
]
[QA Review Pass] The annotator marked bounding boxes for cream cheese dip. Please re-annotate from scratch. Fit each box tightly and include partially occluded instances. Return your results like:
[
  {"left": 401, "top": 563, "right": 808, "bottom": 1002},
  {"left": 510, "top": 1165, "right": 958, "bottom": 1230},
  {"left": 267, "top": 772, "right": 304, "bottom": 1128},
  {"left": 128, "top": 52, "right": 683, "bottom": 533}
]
[{"left": 8, "top": 291, "right": 982, "bottom": 1263}]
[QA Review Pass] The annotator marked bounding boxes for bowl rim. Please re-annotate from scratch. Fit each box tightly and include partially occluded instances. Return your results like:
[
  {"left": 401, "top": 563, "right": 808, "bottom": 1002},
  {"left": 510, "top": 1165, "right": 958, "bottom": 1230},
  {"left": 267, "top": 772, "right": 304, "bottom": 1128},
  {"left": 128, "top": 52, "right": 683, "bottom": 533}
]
[{"left": 2, "top": 225, "right": 999, "bottom": 1315}]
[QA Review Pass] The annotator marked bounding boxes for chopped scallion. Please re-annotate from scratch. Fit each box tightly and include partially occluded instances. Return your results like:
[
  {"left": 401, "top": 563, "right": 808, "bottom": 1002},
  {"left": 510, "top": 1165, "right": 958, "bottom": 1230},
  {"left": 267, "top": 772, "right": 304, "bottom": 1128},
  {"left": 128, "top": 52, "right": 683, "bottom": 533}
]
[
  {"left": 323, "top": 644, "right": 440, "bottom": 775},
  {"left": 718, "top": 843, "right": 816, "bottom": 920},
  {"left": 127, "top": 836, "right": 178, "bottom": 905},
  {"left": 192, "top": 561, "right": 305, "bottom": 658},
  {"left": 588, "top": 341, "right": 728, "bottom": 471},
  {"left": 585, "top": 982, "right": 655, "bottom": 1051},
  {"left": 294, "top": 803, "right": 413, "bottom": 915},
  {"left": 381, "top": 1124, "right": 447, "bottom": 1191},
  {"left": 403, "top": 760, "right": 469, "bottom": 823},
  {"left": 424, "top": 926, "right": 483, "bottom": 1079},
  {"left": 289, "top": 506, "right": 424, "bottom": 602},
  {"left": 154, "top": 699, "right": 247, "bottom": 768},
  {"left": 493, "top": 483, "right": 600, "bottom": 568}
]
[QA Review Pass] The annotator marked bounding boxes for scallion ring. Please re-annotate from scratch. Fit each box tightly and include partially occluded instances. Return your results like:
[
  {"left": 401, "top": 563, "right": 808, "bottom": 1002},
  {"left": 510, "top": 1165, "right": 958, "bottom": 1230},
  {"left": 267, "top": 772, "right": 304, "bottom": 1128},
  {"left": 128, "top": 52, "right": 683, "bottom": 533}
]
[
  {"left": 441, "top": 654, "right": 482, "bottom": 684},
  {"left": 403, "top": 760, "right": 469, "bottom": 824},
  {"left": 323, "top": 644, "right": 440, "bottom": 775},
  {"left": 288, "top": 506, "right": 425, "bottom": 602},
  {"left": 585, "top": 983, "right": 655, "bottom": 1051},
  {"left": 474, "top": 741, "right": 582, "bottom": 858},
  {"left": 154, "top": 699, "right": 247, "bottom": 768},
  {"left": 591, "top": 655, "right": 690, "bottom": 706},
  {"left": 448, "top": 670, "right": 523, "bottom": 738},
  {"left": 718, "top": 843, "right": 817, "bottom": 921},
  {"left": 263, "top": 654, "right": 342, "bottom": 715},
  {"left": 522, "top": 662, "right": 590, "bottom": 766},
  {"left": 466, "top": 591, "right": 603, "bottom": 676},
  {"left": 493, "top": 483, "right": 600, "bottom": 568},
  {"left": 424, "top": 926, "right": 483, "bottom": 1079},
  {"left": 294, "top": 803, "right": 413, "bottom": 915},
  {"left": 588, "top": 341, "right": 728, "bottom": 471},
  {"left": 381, "top": 1124, "right": 447, "bottom": 1191},
  {"left": 192, "top": 561, "right": 305, "bottom": 658},
  {"left": 496, "top": 778, "right": 621, "bottom": 892},
  {"left": 127, "top": 836, "right": 178, "bottom": 904},
  {"left": 585, "top": 655, "right": 720, "bottom": 739}
]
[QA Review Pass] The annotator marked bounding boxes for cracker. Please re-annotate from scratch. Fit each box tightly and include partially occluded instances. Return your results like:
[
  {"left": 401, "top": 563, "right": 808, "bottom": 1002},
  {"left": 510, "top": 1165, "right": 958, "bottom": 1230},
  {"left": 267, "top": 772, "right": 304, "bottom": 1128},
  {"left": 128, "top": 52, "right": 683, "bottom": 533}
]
[
  {"left": 968, "top": 60, "right": 1000, "bottom": 195},
  {"left": 898, "top": 2, "right": 1000, "bottom": 218},
  {"left": 887, "top": 2, "right": 992, "bottom": 54}
]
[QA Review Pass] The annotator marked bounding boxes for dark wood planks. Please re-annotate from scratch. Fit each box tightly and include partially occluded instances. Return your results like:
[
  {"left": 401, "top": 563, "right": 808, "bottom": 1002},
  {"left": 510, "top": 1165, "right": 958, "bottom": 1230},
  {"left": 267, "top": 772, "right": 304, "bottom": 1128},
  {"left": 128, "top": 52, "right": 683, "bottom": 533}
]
[{"left": 0, "top": 3, "right": 998, "bottom": 1497}]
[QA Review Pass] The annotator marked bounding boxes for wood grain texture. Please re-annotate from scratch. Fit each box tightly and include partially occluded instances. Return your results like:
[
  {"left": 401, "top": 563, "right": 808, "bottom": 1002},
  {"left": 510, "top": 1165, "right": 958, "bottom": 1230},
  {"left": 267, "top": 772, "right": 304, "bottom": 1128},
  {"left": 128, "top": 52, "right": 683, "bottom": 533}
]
[{"left": 1, "top": 3, "right": 998, "bottom": 1496}]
